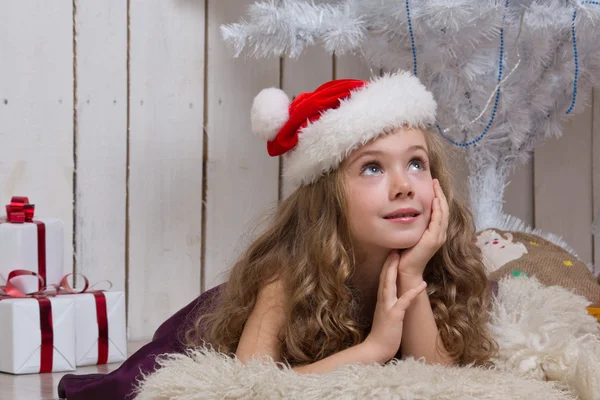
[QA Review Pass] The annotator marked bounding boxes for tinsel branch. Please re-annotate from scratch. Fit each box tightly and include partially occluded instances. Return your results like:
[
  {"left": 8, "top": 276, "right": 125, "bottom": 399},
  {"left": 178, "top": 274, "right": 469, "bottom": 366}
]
[
  {"left": 220, "top": 0, "right": 366, "bottom": 58},
  {"left": 222, "top": 0, "right": 600, "bottom": 232},
  {"left": 222, "top": 0, "right": 600, "bottom": 164}
]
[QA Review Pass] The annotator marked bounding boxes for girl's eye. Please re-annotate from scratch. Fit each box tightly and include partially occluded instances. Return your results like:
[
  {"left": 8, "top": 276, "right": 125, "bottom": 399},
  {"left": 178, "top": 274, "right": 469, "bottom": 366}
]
[
  {"left": 409, "top": 158, "right": 428, "bottom": 171},
  {"left": 361, "top": 162, "right": 383, "bottom": 176}
]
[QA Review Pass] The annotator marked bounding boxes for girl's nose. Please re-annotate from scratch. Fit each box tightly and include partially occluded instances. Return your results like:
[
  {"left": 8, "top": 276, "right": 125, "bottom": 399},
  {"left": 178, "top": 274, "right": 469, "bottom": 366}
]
[{"left": 389, "top": 172, "right": 414, "bottom": 199}]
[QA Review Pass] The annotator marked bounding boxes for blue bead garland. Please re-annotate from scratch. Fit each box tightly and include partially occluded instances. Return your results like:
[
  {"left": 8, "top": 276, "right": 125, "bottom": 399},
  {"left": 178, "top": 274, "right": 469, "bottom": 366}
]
[
  {"left": 404, "top": 0, "right": 510, "bottom": 147},
  {"left": 436, "top": 21, "right": 504, "bottom": 148},
  {"left": 406, "top": 0, "right": 599, "bottom": 144},
  {"left": 567, "top": 8, "right": 580, "bottom": 115},
  {"left": 405, "top": 0, "right": 418, "bottom": 77},
  {"left": 567, "top": 1, "right": 600, "bottom": 115}
]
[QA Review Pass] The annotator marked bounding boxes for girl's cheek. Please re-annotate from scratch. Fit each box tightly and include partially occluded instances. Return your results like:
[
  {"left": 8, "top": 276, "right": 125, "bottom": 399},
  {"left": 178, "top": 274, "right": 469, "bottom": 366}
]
[
  {"left": 419, "top": 185, "right": 435, "bottom": 217},
  {"left": 414, "top": 178, "right": 435, "bottom": 198}
]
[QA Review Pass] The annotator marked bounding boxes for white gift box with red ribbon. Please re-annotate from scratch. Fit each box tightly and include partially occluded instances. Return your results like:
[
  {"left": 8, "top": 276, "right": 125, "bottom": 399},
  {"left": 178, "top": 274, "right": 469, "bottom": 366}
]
[
  {"left": 0, "top": 296, "right": 76, "bottom": 374},
  {"left": 0, "top": 197, "right": 64, "bottom": 294},
  {"left": 60, "top": 291, "right": 127, "bottom": 366}
]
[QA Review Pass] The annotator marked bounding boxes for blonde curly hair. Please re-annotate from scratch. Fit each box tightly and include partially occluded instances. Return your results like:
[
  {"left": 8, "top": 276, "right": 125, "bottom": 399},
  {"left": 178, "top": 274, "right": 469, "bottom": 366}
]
[{"left": 186, "top": 129, "right": 497, "bottom": 366}]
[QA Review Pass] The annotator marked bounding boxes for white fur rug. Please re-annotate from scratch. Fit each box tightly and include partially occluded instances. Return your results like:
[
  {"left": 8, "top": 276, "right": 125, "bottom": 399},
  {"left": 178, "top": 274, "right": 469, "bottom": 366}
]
[{"left": 134, "top": 277, "right": 600, "bottom": 400}]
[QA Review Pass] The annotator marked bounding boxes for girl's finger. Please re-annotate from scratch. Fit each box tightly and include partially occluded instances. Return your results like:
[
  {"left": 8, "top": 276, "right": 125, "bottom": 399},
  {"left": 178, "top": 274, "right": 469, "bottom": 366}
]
[
  {"left": 433, "top": 179, "right": 440, "bottom": 198},
  {"left": 436, "top": 179, "right": 447, "bottom": 203},
  {"left": 395, "top": 281, "right": 427, "bottom": 310},
  {"left": 383, "top": 252, "right": 398, "bottom": 304},
  {"left": 430, "top": 197, "right": 442, "bottom": 232},
  {"left": 440, "top": 207, "right": 449, "bottom": 243},
  {"left": 378, "top": 251, "right": 398, "bottom": 301},
  {"left": 437, "top": 181, "right": 450, "bottom": 232}
]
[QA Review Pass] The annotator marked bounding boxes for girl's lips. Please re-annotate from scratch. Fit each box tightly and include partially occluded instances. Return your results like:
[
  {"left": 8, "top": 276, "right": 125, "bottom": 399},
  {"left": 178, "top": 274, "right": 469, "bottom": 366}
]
[
  {"left": 384, "top": 214, "right": 420, "bottom": 223},
  {"left": 384, "top": 208, "right": 421, "bottom": 219}
]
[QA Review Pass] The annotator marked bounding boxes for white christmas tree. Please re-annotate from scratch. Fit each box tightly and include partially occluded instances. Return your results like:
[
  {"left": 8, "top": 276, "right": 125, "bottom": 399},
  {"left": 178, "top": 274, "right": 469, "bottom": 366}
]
[{"left": 221, "top": 0, "right": 600, "bottom": 233}]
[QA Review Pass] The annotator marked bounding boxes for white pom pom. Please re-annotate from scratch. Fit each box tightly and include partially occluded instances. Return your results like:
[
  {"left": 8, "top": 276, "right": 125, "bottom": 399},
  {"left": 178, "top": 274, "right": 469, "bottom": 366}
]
[{"left": 251, "top": 88, "right": 290, "bottom": 141}]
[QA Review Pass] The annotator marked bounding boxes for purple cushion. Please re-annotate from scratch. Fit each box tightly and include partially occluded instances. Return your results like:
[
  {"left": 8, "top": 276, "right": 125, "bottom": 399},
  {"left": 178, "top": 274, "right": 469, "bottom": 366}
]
[{"left": 57, "top": 284, "right": 225, "bottom": 400}]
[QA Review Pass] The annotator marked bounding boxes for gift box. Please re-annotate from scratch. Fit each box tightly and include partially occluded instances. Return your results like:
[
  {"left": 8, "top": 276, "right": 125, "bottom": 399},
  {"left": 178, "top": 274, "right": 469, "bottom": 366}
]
[
  {"left": 61, "top": 291, "right": 127, "bottom": 366},
  {"left": 0, "top": 296, "right": 76, "bottom": 374},
  {"left": 0, "top": 197, "right": 64, "bottom": 294}
]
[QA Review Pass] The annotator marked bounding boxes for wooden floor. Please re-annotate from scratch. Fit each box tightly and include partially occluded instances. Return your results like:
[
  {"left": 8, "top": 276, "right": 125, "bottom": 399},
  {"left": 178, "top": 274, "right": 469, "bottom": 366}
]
[{"left": 0, "top": 341, "right": 147, "bottom": 400}]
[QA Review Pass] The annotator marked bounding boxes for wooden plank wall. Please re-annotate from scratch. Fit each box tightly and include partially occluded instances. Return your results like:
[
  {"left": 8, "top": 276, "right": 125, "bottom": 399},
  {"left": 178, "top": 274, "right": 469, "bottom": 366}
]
[
  {"left": 75, "top": 0, "right": 127, "bottom": 295},
  {"left": 0, "top": 1, "right": 74, "bottom": 279},
  {"left": 535, "top": 89, "right": 595, "bottom": 264},
  {"left": 0, "top": 1, "right": 598, "bottom": 340},
  {"left": 594, "top": 89, "right": 600, "bottom": 270},
  {"left": 127, "top": 0, "right": 205, "bottom": 339},
  {"left": 204, "top": 0, "right": 280, "bottom": 291}
]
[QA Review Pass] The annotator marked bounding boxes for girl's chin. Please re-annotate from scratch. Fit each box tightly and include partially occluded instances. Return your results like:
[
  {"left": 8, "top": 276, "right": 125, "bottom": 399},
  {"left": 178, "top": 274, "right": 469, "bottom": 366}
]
[
  {"left": 354, "top": 229, "right": 427, "bottom": 252},
  {"left": 388, "top": 241, "right": 420, "bottom": 250},
  {"left": 384, "top": 235, "right": 423, "bottom": 250}
]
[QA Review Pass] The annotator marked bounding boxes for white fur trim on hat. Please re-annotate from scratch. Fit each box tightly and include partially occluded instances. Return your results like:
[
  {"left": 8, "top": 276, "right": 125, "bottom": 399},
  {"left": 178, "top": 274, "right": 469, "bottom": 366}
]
[
  {"left": 284, "top": 71, "right": 437, "bottom": 187},
  {"left": 251, "top": 87, "right": 290, "bottom": 141}
]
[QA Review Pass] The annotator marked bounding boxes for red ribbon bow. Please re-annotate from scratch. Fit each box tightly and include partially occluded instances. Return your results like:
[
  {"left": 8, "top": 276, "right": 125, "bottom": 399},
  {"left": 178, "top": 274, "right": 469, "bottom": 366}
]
[
  {"left": 1, "top": 269, "right": 47, "bottom": 298},
  {"left": 0, "top": 270, "right": 113, "bottom": 369},
  {"left": 1, "top": 196, "right": 46, "bottom": 291},
  {"left": 5, "top": 196, "right": 35, "bottom": 223}
]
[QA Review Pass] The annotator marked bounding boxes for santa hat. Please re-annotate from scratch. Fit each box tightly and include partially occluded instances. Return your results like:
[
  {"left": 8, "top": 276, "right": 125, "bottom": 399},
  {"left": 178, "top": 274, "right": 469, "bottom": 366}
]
[{"left": 250, "top": 71, "right": 437, "bottom": 187}]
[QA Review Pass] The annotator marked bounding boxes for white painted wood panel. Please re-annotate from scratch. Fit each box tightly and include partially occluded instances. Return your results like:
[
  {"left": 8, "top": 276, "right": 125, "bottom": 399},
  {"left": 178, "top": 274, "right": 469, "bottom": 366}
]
[
  {"left": 0, "top": 1, "right": 74, "bottom": 277},
  {"left": 534, "top": 94, "right": 594, "bottom": 265},
  {"left": 74, "top": 1, "right": 127, "bottom": 291},
  {"left": 335, "top": 53, "right": 376, "bottom": 80},
  {"left": 280, "top": 48, "right": 334, "bottom": 199},
  {"left": 593, "top": 88, "right": 599, "bottom": 268},
  {"left": 128, "top": 0, "right": 205, "bottom": 339},
  {"left": 504, "top": 162, "right": 534, "bottom": 227},
  {"left": 204, "top": 1, "right": 280, "bottom": 291},
  {"left": 439, "top": 146, "right": 534, "bottom": 228}
]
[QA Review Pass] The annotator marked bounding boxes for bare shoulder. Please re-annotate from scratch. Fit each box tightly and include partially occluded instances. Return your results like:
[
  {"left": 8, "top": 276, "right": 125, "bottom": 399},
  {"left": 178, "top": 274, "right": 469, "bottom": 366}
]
[{"left": 235, "top": 278, "right": 287, "bottom": 363}]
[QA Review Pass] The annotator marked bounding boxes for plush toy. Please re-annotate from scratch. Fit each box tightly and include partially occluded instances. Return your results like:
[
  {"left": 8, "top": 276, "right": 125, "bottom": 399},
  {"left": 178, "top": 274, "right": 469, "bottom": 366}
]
[{"left": 476, "top": 229, "right": 600, "bottom": 317}]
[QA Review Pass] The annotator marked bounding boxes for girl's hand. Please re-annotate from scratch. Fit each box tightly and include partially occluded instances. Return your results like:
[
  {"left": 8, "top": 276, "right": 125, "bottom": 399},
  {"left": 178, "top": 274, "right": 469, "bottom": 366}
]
[
  {"left": 397, "top": 179, "right": 449, "bottom": 279},
  {"left": 363, "top": 251, "right": 427, "bottom": 363}
]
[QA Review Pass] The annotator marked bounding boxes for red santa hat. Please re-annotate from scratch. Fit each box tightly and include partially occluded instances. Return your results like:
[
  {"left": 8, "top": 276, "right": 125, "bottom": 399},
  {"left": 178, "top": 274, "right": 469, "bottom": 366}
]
[{"left": 250, "top": 70, "right": 437, "bottom": 187}]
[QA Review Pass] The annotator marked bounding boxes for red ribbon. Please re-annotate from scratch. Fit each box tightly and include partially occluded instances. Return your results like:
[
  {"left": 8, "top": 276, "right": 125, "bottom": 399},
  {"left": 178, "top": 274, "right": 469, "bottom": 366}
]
[
  {"left": 38, "top": 297, "right": 54, "bottom": 373},
  {"left": 2, "top": 269, "right": 46, "bottom": 298},
  {"left": 0, "top": 270, "right": 54, "bottom": 373},
  {"left": 56, "top": 274, "right": 111, "bottom": 365},
  {"left": 93, "top": 292, "right": 109, "bottom": 364},
  {"left": 1, "top": 196, "right": 46, "bottom": 291}
]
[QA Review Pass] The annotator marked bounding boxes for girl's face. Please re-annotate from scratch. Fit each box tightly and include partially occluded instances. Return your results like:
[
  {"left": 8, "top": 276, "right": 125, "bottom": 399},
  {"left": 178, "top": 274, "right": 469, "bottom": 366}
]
[{"left": 341, "top": 127, "right": 435, "bottom": 253}]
